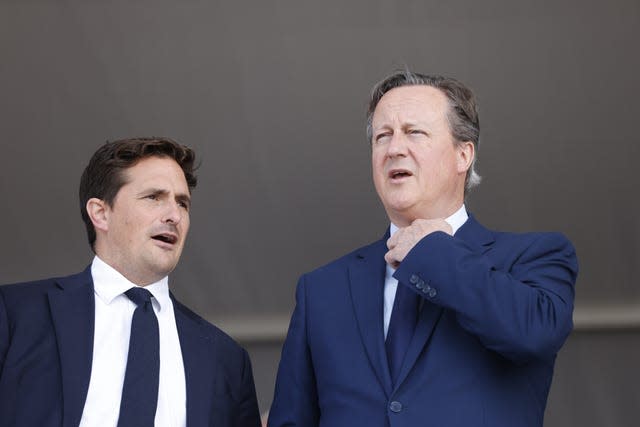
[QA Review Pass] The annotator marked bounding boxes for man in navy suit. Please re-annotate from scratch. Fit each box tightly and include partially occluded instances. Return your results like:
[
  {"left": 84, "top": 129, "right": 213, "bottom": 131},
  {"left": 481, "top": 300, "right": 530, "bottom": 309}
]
[
  {"left": 0, "top": 137, "right": 261, "bottom": 427},
  {"left": 268, "top": 72, "right": 578, "bottom": 427}
]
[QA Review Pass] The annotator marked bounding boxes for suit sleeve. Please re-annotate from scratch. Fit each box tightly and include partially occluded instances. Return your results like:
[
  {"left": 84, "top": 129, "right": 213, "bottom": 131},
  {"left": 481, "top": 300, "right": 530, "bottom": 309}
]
[
  {"left": 394, "top": 231, "right": 578, "bottom": 364},
  {"left": 234, "top": 348, "right": 261, "bottom": 427},
  {"left": 0, "top": 288, "right": 9, "bottom": 374},
  {"left": 268, "top": 275, "right": 319, "bottom": 427}
]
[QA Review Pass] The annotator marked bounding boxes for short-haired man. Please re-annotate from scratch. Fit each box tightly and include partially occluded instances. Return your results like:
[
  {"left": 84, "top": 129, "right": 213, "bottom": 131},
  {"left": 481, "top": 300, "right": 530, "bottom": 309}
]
[
  {"left": 0, "top": 137, "right": 261, "bottom": 427},
  {"left": 268, "top": 72, "right": 578, "bottom": 427}
]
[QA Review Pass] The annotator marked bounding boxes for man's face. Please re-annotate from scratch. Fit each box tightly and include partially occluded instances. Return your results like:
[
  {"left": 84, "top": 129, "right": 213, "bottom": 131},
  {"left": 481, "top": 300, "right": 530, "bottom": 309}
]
[
  {"left": 371, "top": 85, "right": 471, "bottom": 226},
  {"left": 96, "top": 156, "right": 191, "bottom": 285}
]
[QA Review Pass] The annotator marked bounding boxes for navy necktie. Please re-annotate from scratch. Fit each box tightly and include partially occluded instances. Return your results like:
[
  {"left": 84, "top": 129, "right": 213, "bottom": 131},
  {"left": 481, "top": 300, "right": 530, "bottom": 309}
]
[
  {"left": 117, "top": 287, "right": 160, "bottom": 427},
  {"left": 385, "top": 282, "right": 420, "bottom": 386}
]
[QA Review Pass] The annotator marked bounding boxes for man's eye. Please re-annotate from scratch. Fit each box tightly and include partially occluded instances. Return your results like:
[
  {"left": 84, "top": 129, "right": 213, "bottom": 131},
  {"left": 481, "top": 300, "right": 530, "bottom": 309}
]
[
  {"left": 146, "top": 194, "right": 158, "bottom": 200},
  {"left": 179, "top": 201, "right": 190, "bottom": 210},
  {"left": 408, "top": 129, "right": 425, "bottom": 135},
  {"left": 374, "top": 133, "right": 391, "bottom": 143}
]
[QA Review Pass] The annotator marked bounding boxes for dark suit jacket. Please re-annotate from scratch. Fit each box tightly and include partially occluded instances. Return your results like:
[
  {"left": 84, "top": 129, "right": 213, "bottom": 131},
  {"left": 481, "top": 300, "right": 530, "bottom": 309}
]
[
  {"left": 268, "top": 215, "right": 578, "bottom": 427},
  {"left": 0, "top": 267, "right": 261, "bottom": 427}
]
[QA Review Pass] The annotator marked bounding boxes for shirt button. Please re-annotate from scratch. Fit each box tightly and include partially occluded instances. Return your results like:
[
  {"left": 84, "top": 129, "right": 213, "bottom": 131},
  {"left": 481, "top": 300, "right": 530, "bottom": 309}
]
[
  {"left": 409, "top": 274, "right": 419, "bottom": 284},
  {"left": 389, "top": 401, "right": 403, "bottom": 413}
]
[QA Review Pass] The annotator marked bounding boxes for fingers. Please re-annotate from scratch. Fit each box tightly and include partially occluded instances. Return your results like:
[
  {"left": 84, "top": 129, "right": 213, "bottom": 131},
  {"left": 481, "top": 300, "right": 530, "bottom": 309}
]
[
  {"left": 385, "top": 230, "right": 397, "bottom": 265},
  {"left": 412, "top": 218, "right": 452, "bottom": 236},
  {"left": 384, "top": 250, "right": 392, "bottom": 265},
  {"left": 385, "top": 218, "right": 451, "bottom": 268},
  {"left": 386, "top": 228, "right": 406, "bottom": 267},
  {"left": 386, "top": 230, "right": 399, "bottom": 249},
  {"left": 384, "top": 250, "right": 400, "bottom": 269}
]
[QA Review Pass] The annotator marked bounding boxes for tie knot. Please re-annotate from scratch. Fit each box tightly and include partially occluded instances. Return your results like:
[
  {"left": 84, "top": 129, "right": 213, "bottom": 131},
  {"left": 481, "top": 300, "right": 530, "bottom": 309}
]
[{"left": 125, "top": 287, "right": 153, "bottom": 307}]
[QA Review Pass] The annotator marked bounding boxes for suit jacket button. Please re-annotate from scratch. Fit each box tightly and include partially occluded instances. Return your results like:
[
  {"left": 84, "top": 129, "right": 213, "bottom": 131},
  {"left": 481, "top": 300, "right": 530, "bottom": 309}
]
[
  {"left": 428, "top": 288, "right": 437, "bottom": 298},
  {"left": 389, "top": 401, "right": 403, "bottom": 413},
  {"left": 409, "top": 274, "right": 419, "bottom": 284},
  {"left": 416, "top": 280, "right": 425, "bottom": 290}
]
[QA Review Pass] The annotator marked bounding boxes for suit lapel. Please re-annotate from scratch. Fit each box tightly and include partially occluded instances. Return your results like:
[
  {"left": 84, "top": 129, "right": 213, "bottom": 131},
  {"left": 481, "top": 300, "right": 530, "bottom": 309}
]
[
  {"left": 393, "top": 301, "right": 443, "bottom": 390},
  {"left": 173, "top": 298, "right": 216, "bottom": 427},
  {"left": 47, "top": 267, "right": 95, "bottom": 427},
  {"left": 348, "top": 235, "right": 393, "bottom": 396},
  {"left": 455, "top": 213, "right": 495, "bottom": 254}
]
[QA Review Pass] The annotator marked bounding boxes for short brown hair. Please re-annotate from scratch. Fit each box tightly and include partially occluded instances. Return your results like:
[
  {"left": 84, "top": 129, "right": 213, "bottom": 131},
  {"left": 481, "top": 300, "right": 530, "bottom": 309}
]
[
  {"left": 366, "top": 71, "right": 481, "bottom": 193},
  {"left": 79, "top": 137, "right": 197, "bottom": 250}
]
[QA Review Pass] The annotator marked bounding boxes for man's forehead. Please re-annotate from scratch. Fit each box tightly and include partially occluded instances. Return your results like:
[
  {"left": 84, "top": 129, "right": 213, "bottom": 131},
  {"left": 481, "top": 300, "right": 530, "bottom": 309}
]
[
  {"left": 125, "top": 156, "right": 182, "bottom": 175},
  {"left": 378, "top": 85, "right": 447, "bottom": 109},
  {"left": 120, "top": 157, "right": 188, "bottom": 188},
  {"left": 373, "top": 86, "right": 449, "bottom": 125}
]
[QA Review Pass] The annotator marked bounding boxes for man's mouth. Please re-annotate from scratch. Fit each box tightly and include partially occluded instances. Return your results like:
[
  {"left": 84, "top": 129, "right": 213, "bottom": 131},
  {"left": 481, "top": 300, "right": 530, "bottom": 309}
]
[
  {"left": 152, "top": 233, "right": 178, "bottom": 245},
  {"left": 388, "top": 169, "right": 413, "bottom": 180}
]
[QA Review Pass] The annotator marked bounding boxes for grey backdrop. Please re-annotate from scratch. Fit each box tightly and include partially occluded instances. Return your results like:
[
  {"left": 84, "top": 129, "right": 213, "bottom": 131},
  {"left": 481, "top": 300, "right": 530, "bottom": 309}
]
[{"left": 1, "top": 0, "right": 639, "bottom": 425}]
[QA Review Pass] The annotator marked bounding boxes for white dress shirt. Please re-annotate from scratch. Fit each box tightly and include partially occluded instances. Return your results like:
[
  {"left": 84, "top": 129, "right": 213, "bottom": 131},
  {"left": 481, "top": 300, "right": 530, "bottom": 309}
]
[
  {"left": 79, "top": 256, "right": 186, "bottom": 427},
  {"left": 383, "top": 205, "right": 469, "bottom": 338}
]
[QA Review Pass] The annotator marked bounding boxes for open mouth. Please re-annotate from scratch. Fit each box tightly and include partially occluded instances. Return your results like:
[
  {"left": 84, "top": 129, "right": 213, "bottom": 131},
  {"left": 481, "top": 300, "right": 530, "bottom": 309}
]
[
  {"left": 389, "top": 169, "right": 413, "bottom": 180},
  {"left": 152, "top": 233, "right": 178, "bottom": 245}
]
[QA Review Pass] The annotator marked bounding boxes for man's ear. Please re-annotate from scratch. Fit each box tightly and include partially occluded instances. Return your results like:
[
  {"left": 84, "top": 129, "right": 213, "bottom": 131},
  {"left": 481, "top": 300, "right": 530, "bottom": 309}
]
[
  {"left": 456, "top": 141, "right": 475, "bottom": 174},
  {"left": 86, "top": 198, "right": 109, "bottom": 232}
]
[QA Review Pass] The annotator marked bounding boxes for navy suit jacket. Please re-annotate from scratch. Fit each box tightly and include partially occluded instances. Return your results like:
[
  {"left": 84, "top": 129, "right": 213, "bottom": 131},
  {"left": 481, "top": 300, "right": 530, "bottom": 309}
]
[
  {"left": 268, "top": 215, "right": 578, "bottom": 427},
  {"left": 0, "top": 267, "right": 261, "bottom": 427}
]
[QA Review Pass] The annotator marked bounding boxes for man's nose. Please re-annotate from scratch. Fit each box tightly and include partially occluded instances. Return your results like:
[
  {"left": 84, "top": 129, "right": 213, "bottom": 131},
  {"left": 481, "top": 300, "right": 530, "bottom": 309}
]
[
  {"left": 386, "top": 133, "right": 408, "bottom": 157},
  {"left": 163, "top": 202, "right": 183, "bottom": 224}
]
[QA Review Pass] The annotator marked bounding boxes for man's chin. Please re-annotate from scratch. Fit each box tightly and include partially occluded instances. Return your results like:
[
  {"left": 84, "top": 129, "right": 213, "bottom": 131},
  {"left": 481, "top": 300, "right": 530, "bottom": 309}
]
[
  {"left": 145, "top": 256, "right": 181, "bottom": 280},
  {"left": 384, "top": 206, "right": 417, "bottom": 227}
]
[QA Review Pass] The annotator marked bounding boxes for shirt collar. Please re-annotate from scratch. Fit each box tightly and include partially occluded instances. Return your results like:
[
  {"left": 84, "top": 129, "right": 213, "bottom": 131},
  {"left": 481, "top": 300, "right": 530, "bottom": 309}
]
[
  {"left": 91, "top": 256, "right": 171, "bottom": 311},
  {"left": 389, "top": 204, "right": 469, "bottom": 236}
]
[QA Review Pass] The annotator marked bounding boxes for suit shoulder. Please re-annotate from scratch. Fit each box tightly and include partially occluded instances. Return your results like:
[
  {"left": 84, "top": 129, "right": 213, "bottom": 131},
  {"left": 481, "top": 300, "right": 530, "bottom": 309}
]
[
  {"left": 294, "top": 239, "right": 385, "bottom": 299},
  {"left": 172, "top": 298, "right": 247, "bottom": 355},
  {"left": 304, "top": 239, "right": 381, "bottom": 278},
  {"left": 1, "top": 272, "right": 88, "bottom": 322},
  {"left": 0, "top": 275, "right": 65, "bottom": 300},
  {"left": 493, "top": 229, "right": 575, "bottom": 251},
  {"left": 489, "top": 229, "right": 578, "bottom": 274}
]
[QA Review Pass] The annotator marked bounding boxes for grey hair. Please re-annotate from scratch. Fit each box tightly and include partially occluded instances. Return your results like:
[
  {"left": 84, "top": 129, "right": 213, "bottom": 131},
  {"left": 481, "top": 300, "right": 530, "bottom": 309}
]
[{"left": 366, "top": 70, "right": 482, "bottom": 194}]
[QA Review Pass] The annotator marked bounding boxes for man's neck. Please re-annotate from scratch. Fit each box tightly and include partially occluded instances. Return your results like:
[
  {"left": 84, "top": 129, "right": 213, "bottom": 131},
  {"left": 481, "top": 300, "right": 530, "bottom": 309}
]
[{"left": 390, "top": 204, "right": 468, "bottom": 235}]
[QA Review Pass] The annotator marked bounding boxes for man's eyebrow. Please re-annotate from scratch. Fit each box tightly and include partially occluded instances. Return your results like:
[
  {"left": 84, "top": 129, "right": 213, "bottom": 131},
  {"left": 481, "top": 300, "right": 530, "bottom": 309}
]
[
  {"left": 138, "top": 188, "right": 190, "bottom": 201},
  {"left": 372, "top": 123, "right": 392, "bottom": 133},
  {"left": 176, "top": 193, "right": 191, "bottom": 205},
  {"left": 401, "top": 122, "right": 427, "bottom": 131},
  {"left": 138, "top": 188, "right": 168, "bottom": 196}
]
